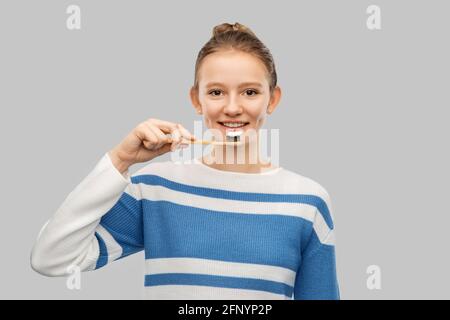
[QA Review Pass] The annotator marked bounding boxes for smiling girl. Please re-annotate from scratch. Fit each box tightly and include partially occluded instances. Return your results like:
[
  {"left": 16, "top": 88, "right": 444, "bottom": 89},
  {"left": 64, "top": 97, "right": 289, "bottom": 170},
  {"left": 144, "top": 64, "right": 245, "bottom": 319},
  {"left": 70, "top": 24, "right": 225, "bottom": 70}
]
[{"left": 31, "top": 22, "right": 340, "bottom": 300}]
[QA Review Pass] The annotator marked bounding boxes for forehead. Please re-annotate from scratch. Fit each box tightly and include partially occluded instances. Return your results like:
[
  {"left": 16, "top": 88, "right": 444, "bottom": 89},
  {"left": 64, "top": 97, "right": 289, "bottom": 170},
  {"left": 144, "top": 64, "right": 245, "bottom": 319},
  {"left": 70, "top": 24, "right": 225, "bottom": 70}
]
[{"left": 198, "top": 50, "right": 269, "bottom": 87}]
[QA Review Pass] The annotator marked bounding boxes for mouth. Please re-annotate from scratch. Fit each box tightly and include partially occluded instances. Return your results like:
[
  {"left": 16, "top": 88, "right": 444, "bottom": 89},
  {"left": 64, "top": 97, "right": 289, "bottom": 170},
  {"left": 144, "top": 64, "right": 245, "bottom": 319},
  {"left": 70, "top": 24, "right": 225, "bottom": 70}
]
[{"left": 217, "top": 121, "right": 250, "bottom": 131}]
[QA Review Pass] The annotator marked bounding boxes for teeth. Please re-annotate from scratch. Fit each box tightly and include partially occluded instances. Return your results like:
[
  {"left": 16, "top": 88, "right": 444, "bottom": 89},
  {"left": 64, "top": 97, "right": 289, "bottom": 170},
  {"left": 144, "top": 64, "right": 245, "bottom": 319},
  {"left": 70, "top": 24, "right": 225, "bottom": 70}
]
[{"left": 221, "top": 122, "right": 247, "bottom": 128}]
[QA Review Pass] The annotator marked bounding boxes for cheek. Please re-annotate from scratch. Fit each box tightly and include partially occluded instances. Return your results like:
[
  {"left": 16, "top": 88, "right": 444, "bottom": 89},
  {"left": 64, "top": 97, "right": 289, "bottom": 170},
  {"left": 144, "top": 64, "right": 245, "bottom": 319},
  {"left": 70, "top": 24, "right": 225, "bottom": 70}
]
[
  {"left": 254, "top": 113, "right": 267, "bottom": 128},
  {"left": 201, "top": 103, "right": 222, "bottom": 127},
  {"left": 202, "top": 102, "right": 222, "bottom": 117},
  {"left": 199, "top": 95, "right": 221, "bottom": 111},
  {"left": 247, "top": 99, "right": 269, "bottom": 122}
]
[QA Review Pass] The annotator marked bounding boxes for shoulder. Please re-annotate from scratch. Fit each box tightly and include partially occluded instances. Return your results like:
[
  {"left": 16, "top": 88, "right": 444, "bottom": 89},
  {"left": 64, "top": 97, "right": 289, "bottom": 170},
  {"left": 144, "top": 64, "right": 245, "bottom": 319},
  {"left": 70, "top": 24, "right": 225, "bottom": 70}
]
[
  {"left": 279, "top": 168, "right": 332, "bottom": 205},
  {"left": 280, "top": 168, "right": 335, "bottom": 229},
  {"left": 280, "top": 169, "right": 337, "bottom": 247},
  {"left": 131, "top": 160, "right": 184, "bottom": 178}
]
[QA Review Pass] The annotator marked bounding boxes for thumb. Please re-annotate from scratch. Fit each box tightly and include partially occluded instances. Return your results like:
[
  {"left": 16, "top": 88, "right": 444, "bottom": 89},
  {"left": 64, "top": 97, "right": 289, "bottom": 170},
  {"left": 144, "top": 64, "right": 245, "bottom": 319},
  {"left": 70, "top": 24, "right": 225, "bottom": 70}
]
[{"left": 153, "top": 142, "right": 173, "bottom": 156}]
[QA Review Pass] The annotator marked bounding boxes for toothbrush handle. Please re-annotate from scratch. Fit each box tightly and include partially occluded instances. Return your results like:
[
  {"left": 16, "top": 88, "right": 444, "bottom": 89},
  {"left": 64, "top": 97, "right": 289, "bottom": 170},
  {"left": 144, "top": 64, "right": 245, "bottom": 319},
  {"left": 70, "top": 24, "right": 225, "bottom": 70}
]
[
  {"left": 190, "top": 140, "right": 238, "bottom": 146},
  {"left": 189, "top": 140, "right": 215, "bottom": 145},
  {"left": 166, "top": 134, "right": 217, "bottom": 145},
  {"left": 167, "top": 135, "right": 234, "bottom": 146}
]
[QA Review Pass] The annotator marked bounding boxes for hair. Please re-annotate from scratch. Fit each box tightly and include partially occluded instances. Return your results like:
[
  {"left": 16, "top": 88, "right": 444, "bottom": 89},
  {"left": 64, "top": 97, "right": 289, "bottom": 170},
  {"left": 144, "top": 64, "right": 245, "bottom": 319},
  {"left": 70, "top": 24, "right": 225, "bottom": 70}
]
[{"left": 193, "top": 22, "right": 277, "bottom": 94}]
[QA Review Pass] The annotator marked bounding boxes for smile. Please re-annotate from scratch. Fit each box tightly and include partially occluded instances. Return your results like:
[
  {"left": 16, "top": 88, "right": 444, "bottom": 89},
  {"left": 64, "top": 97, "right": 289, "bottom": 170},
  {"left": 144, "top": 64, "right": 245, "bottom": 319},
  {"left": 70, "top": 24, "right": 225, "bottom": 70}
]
[{"left": 218, "top": 121, "right": 250, "bottom": 128}]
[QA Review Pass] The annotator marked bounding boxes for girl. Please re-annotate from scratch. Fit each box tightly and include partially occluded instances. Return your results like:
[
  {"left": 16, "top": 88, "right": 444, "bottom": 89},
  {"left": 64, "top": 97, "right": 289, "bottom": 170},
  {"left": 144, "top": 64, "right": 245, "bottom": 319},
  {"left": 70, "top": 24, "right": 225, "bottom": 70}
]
[{"left": 31, "top": 22, "right": 340, "bottom": 300}]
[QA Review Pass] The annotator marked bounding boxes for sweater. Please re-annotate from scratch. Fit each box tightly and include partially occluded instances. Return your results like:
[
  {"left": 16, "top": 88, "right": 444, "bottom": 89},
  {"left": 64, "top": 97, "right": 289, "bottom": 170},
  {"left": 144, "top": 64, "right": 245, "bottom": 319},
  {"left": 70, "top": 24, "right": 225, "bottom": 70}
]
[{"left": 30, "top": 152, "right": 340, "bottom": 300}]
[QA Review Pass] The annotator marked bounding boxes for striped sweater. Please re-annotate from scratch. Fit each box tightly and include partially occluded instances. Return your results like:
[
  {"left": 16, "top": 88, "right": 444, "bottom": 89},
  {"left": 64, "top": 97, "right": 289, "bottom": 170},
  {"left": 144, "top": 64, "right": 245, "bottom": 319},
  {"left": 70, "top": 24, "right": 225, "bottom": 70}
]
[{"left": 31, "top": 152, "right": 340, "bottom": 300}]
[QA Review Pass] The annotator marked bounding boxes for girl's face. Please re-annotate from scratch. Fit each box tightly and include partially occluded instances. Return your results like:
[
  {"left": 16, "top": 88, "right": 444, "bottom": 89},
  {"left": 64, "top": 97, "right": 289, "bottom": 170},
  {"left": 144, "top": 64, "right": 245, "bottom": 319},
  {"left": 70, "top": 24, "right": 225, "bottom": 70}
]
[{"left": 190, "top": 50, "right": 281, "bottom": 142}]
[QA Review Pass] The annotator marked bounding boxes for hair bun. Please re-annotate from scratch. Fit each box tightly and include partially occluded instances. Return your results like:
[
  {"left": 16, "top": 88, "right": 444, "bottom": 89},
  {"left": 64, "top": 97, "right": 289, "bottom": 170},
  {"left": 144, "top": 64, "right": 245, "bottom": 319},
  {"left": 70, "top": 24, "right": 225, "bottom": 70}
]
[{"left": 212, "top": 22, "right": 256, "bottom": 37}]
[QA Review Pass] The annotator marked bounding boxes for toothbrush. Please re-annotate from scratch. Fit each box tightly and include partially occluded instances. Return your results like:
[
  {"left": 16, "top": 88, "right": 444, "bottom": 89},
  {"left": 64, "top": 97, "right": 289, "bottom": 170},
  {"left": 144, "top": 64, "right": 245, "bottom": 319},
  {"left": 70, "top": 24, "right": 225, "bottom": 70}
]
[
  {"left": 168, "top": 130, "right": 244, "bottom": 146},
  {"left": 192, "top": 130, "right": 243, "bottom": 146}
]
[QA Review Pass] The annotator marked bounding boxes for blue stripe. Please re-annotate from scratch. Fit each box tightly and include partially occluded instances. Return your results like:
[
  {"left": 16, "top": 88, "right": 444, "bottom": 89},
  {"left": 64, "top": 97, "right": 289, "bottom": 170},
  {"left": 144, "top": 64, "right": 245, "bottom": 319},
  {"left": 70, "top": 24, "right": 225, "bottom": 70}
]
[
  {"left": 94, "top": 232, "right": 108, "bottom": 269},
  {"left": 145, "top": 273, "right": 293, "bottom": 297},
  {"left": 294, "top": 230, "right": 339, "bottom": 299},
  {"left": 100, "top": 192, "right": 144, "bottom": 259},
  {"left": 142, "top": 200, "right": 310, "bottom": 271},
  {"left": 132, "top": 174, "right": 333, "bottom": 229}
]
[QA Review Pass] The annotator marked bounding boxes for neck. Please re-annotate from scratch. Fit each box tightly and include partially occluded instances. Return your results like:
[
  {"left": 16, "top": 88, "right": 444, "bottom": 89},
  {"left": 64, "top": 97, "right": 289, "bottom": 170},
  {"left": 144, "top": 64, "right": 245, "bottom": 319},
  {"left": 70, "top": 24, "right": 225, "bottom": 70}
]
[{"left": 201, "top": 137, "right": 273, "bottom": 174}]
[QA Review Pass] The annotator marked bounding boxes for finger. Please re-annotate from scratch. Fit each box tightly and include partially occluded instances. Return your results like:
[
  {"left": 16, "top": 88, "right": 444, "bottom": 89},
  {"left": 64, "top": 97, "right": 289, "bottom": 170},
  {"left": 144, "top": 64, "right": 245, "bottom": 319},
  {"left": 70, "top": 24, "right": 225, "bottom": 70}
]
[
  {"left": 170, "top": 128, "right": 182, "bottom": 151},
  {"left": 179, "top": 142, "right": 190, "bottom": 149},
  {"left": 140, "top": 126, "right": 159, "bottom": 150},
  {"left": 154, "top": 142, "right": 172, "bottom": 156},
  {"left": 176, "top": 124, "right": 195, "bottom": 142},
  {"left": 146, "top": 118, "right": 178, "bottom": 134},
  {"left": 146, "top": 123, "right": 171, "bottom": 150}
]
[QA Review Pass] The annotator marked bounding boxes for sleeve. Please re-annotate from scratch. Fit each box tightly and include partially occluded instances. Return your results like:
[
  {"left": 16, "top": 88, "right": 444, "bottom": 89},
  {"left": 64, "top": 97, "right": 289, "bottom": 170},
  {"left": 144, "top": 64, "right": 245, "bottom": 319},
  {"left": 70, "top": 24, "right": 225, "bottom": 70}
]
[
  {"left": 293, "top": 190, "right": 340, "bottom": 300},
  {"left": 30, "top": 152, "right": 144, "bottom": 277}
]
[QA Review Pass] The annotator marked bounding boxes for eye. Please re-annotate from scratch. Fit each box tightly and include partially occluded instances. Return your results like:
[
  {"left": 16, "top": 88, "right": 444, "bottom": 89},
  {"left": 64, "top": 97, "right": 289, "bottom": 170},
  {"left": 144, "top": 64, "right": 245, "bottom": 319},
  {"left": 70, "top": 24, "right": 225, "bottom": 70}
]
[
  {"left": 208, "top": 89, "right": 223, "bottom": 96},
  {"left": 244, "top": 89, "right": 259, "bottom": 96}
]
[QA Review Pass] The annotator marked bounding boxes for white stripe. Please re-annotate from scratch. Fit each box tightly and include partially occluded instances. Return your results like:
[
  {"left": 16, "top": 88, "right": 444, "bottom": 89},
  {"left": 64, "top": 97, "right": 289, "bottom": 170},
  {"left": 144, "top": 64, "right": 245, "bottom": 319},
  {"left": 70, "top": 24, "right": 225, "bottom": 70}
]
[
  {"left": 143, "top": 285, "right": 292, "bottom": 300},
  {"left": 139, "top": 184, "right": 317, "bottom": 221},
  {"left": 135, "top": 159, "right": 337, "bottom": 244},
  {"left": 321, "top": 229, "right": 335, "bottom": 246},
  {"left": 135, "top": 160, "right": 329, "bottom": 199},
  {"left": 95, "top": 224, "right": 123, "bottom": 263},
  {"left": 313, "top": 212, "right": 335, "bottom": 245},
  {"left": 145, "top": 257, "right": 296, "bottom": 287},
  {"left": 135, "top": 184, "right": 333, "bottom": 245}
]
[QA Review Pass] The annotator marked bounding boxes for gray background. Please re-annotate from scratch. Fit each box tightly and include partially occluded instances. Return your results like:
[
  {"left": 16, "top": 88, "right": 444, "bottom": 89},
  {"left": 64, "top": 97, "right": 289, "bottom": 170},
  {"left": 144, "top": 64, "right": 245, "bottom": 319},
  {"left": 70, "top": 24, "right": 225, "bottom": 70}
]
[{"left": 0, "top": 0, "right": 448, "bottom": 299}]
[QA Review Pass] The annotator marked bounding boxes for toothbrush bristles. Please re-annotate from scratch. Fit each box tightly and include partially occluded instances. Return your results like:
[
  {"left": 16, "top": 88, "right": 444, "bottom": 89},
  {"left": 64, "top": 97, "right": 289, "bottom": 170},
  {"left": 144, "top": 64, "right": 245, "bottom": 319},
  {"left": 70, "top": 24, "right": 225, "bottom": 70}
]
[
  {"left": 225, "top": 130, "right": 243, "bottom": 143},
  {"left": 181, "top": 131, "right": 244, "bottom": 145}
]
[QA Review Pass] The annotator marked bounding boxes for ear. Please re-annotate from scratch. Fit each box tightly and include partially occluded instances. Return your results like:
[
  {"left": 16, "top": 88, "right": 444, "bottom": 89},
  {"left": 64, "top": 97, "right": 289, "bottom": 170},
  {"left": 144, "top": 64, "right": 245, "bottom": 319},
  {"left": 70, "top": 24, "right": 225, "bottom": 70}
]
[
  {"left": 267, "top": 86, "right": 282, "bottom": 114},
  {"left": 190, "top": 86, "right": 202, "bottom": 114}
]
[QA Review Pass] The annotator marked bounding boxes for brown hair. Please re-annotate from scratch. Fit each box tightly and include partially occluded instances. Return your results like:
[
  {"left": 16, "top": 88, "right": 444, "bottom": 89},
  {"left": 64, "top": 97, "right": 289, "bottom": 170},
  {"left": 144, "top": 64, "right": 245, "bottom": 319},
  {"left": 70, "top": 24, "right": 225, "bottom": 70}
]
[{"left": 193, "top": 22, "right": 277, "bottom": 94}]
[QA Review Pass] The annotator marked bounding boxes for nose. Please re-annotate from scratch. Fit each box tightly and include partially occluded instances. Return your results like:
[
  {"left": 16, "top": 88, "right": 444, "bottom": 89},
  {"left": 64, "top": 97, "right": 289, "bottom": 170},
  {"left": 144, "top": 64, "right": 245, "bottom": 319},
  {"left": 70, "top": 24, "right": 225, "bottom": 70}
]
[{"left": 223, "top": 94, "right": 243, "bottom": 116}]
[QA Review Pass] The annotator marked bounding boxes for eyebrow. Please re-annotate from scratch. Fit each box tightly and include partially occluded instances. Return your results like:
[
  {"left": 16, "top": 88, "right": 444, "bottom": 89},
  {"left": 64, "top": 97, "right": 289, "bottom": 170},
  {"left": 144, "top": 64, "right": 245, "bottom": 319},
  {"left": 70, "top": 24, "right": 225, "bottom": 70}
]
[{"left": 205, "top": 82, "right": 263, "bottom": 89}]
